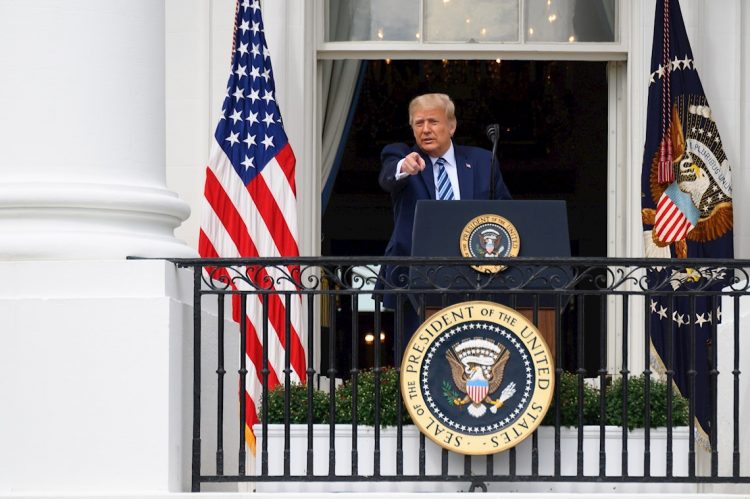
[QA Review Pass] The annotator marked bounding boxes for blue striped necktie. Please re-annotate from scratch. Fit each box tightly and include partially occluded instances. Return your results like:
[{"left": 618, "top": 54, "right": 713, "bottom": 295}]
[{"left": 435, "top": 157, "right": 454, "bottom": 200}]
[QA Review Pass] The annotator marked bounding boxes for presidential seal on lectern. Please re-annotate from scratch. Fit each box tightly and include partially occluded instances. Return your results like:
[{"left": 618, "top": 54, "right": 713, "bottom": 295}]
[
  {"left": 459, "top": 214, "right": 520, "bottom": 273},
  {"left": 400, "top": 301, "right": 554, "bottom": 455}
]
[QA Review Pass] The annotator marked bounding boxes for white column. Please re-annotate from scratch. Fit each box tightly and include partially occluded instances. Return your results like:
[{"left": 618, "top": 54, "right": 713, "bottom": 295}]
[
  {"left": 0, "top": 0, "right": 194, "bottom": 259},
  {"left": 166, "top": 0, "right": 210, "bottom": 251},
  {"left": 0, "top": 1, "right": 196, "bottom": 495}
]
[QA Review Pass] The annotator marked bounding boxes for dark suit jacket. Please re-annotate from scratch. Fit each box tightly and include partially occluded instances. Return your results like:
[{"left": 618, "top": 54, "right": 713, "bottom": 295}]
[{"left": 377, "top": 142, "right": 511, "bottom": 307}]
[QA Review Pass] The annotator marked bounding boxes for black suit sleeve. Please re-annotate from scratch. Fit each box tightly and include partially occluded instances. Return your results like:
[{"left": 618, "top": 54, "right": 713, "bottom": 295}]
[{"left": 379, "top": 143, "right": 412, "bottom": 194}]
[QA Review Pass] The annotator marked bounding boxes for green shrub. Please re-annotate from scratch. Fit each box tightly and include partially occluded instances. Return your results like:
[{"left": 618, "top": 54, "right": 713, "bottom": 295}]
[
  {"left": 542, "top": 371, "right": 600, "bottom": 426},
  {"left": 264, "top": 382, "right": 331, "bottom": 424},
  {"left": 261, "top": 367, "right": 411, "bottom": 426},
  {"left": 262, "top": 369, "right": 687, "bottom": 429},
  {"left": 335, "top": 367, "right": 412, "bottom": 426},
  {"left": 605, "top": 374, "right": 689, "bottom": 429},
  {"left": 541, "top": 372, "right": 688, "bottom": 428}
]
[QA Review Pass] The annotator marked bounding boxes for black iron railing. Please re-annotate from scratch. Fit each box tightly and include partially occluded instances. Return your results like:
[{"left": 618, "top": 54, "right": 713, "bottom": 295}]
[{"left": 173, "top": 257, "right": 750, "bottom": 492}]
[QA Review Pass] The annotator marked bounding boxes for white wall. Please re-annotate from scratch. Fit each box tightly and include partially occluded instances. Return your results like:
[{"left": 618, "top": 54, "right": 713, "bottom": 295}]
[
  {"left": 744, "top": 2, "right": 750, "bottom": 259},
  {"left": 691, "top": 0, "right": 746, "bottom": 258},
  {"left": 165, "top": 0, "right": 212, "bottom": 253}
]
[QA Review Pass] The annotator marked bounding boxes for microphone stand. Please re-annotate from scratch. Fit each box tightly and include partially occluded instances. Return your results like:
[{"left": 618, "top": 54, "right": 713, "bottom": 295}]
[{"left": 487, "top": 124, "right": 500, "bottom": 200}]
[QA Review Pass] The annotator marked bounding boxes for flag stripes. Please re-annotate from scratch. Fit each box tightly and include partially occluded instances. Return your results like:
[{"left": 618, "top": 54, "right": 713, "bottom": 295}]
[
  {"left": 198, "top": 0, "right": 306, "bottom": 455},
  {"left": 199, "top": 184, "right": 304, "bottom": 381},
  {"left": 198, "top": 229, "right": 283, "bottom": 388},
  {"left": 654, "top": 195, "right": 694, "bottom": 242}
]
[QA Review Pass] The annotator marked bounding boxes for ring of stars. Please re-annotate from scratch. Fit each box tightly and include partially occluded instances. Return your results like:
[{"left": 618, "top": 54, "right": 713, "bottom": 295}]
[
  {"left": 649, "top": 299, "right": 721, "bottom": 328},
  {"left": 649, "top": 54, "right": 694, "bottom": 86}
]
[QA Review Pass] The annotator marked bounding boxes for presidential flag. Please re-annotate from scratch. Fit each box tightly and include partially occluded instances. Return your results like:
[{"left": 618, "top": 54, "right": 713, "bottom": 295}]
[
  {"left": 641, "top": 0, "right": 733, "bottom": 438},
  {"left": 199, "top": 0, "right": 306, "bottom": 453}
]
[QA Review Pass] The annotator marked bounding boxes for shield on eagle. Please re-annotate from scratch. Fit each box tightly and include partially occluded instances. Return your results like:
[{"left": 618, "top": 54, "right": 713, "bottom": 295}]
[{"left": 466, "top": 378, "right": 489, "bottom": 404}]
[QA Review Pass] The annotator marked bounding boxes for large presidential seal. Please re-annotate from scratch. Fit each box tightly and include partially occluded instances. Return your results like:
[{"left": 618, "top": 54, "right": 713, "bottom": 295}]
[
  {"left": 459, "top": 214, "right": 520, "bottom": 273},
  {"left": 401, "top": 301, "right": 553, "bottom": 455}
]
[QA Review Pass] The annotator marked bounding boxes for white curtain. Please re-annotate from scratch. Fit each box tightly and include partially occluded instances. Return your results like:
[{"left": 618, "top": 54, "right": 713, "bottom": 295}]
[
  {"left": 320, "top": 60, "right": 361, "bottom": 197},
  {"left": 601, "top": 0, "right": 616, "bottom": 32},
  {"left": 526, "top": 0, "right": 615, "bottom": 42},
  {"left": 320, "top": 1, "right": 365, "bottom": 201}
]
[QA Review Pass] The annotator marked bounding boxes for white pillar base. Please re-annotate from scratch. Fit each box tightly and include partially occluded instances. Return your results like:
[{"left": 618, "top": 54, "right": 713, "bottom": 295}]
[{"left": 0, "top": 260, "right": 194, "bottom": 493}]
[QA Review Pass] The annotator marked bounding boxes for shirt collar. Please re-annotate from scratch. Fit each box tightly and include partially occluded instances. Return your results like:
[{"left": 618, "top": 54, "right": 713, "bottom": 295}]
[{"left": 429, "top": 142, "right": 456, "bottom": 168}]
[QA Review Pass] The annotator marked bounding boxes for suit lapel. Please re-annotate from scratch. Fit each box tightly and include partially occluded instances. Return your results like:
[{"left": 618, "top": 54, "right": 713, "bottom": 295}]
[
  {"left": 416, "top": 149, "right": 436, "bottom": 199},
  {"left": 455, "top": 147, "right": 474, "bottom": 200}
]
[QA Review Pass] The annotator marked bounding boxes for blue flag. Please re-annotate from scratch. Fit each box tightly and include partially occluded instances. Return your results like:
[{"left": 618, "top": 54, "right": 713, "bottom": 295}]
[{"left": 641, "top": 0, "right": 734, "bottom": 438}]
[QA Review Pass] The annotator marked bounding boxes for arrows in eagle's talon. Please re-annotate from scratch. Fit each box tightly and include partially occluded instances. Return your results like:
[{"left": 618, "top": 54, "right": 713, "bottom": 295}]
[{"left": 489, "top": 399, "right": 503, "bottom": 414}]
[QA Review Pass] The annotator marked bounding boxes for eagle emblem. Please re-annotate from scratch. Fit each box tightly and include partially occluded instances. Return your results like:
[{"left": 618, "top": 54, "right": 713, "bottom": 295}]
[
  {"left": 477, "top": 228, "right": 503, "bottom": 257},
  {"left": 459, "top": 215, "right": 520, "bottom": 273},
  {"left": 642, "top": 96, "right": 733, "bottom": 259},
  {"left": 446, "top": 337, "right": 517, "bottom": 418}
]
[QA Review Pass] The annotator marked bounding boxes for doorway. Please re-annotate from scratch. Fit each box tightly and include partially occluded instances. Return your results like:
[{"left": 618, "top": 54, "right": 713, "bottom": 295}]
[{"left": 322, "top": 60, "right": 608, "bottom": 374}]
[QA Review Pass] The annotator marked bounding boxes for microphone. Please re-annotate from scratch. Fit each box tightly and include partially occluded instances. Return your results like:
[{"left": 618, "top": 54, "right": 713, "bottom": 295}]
[
  {"left": 486, "top": 124, "right": 500, "bottom": 200},
  {"left": 486, "top": 123, "right": 500, "bottom": 143}
]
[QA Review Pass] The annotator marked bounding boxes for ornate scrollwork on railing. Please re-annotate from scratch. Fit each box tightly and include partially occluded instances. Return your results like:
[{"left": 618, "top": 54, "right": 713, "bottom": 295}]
[
  {"left": 727, "top": 267, "right": 750, "bottom": 292},
  {"left": 188, "top": 258, "right": 750, "bottom": 296},
  {"left": 640, "top": 265, "right": 748, "bottom": 294},
  {"left": 347, "top": 265, "right": 381, "bottom": 290}
]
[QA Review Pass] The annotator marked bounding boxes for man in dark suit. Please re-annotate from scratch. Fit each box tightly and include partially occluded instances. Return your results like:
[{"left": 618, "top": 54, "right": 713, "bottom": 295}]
[{"left": 377, "top": 93, "right": 512, "bottom": 349}]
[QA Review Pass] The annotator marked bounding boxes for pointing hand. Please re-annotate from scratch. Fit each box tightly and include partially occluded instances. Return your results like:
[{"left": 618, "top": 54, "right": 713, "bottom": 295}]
[{"left": 402, "top": 152, "right": 426, "bottom": 175}]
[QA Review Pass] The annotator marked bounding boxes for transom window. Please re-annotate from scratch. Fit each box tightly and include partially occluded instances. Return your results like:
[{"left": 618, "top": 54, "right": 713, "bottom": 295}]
[{"left": 326, "top": 0, "right": 617, "bottom": 44}]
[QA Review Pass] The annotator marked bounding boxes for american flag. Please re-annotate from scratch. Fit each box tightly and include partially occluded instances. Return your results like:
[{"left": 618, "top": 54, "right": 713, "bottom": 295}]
[{"left": 199, "top": 0, "right": 306, "bottom": 453}]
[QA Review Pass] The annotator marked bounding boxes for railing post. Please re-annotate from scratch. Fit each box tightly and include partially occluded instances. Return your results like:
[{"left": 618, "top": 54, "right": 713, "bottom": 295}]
[
  {"left": 599, "top": 290, "right": 608, "bottom": 478},
  {"left": 621, "top": 294, "right": 629, "bottom": 478},
  {"left": 576, "top": 292, "right": 586, "bottom": 478},
  {"left": 306, "top": 293, "right": 316, "bottom": 476},
  {"left": 710, "top": 294, "right": 719, "bottom": 477},
  {"left": 733, "top": 294, "right": 741, "bottom": 478},
  {"left": 373, "top": 295, "right": 382, "bottom": 478},
  {"left": 554, "top": 293, "right": 563, "bottom": 478},
  {"left": 238, "top": 294, "right": 248, "bottom": 476},
  {"left": 262, "top": 293, "right": 271, "bottom": 477},
  {"left": 192, "top": 265, "right": 202, "bottom": 492},
  {"left": 351, "top": 292, "right": 360, "bottom": 476},
  {"left": 328, "top": 281, "right": 337, "bottom": 477},
  {"left": 216, "top": 293, "right": 226, "bottom": 476},
  {"left": 643, "top": 294, "right": 652, "bottom": 478}
]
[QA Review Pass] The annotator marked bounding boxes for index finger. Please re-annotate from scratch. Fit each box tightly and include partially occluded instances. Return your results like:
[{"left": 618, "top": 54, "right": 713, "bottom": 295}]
[{"left": 414, "top": 154, "right": 426, "bottom": 170}]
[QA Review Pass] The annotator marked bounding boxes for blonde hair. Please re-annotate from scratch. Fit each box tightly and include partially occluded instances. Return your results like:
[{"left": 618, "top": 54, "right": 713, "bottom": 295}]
[{"left": 408, "top": 93, "right": 456, "bottom": 126}]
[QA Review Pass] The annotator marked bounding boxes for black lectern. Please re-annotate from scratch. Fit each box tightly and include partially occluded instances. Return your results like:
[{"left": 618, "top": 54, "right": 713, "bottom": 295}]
[
  {"left": 411, "top": 200, "right": 570, "bottom": 259},
  {"left": 409, "top": 200, "right": 571, "bottom": 352}
]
